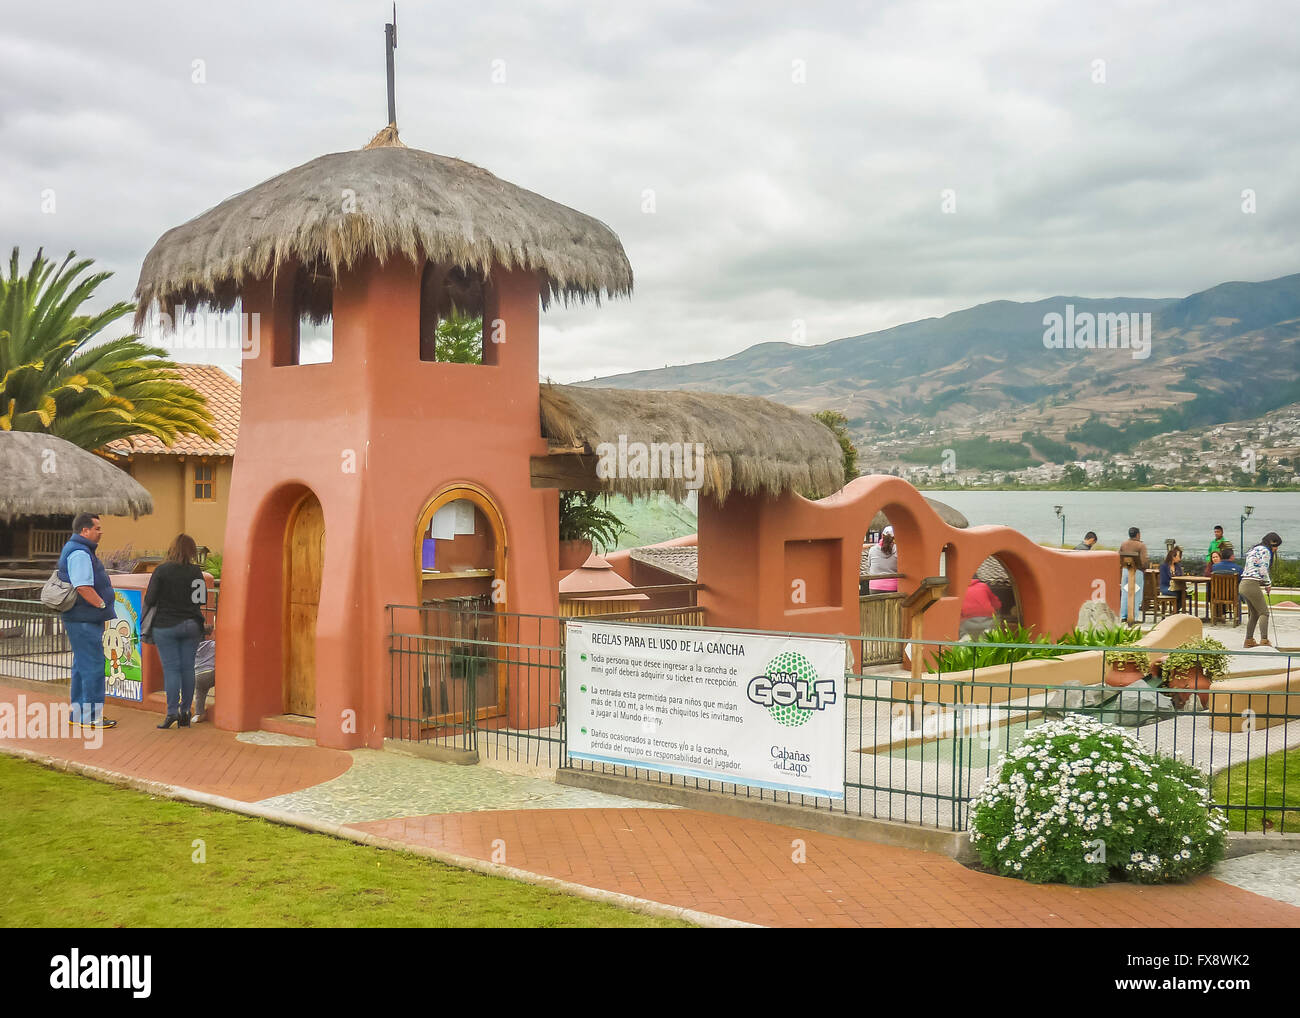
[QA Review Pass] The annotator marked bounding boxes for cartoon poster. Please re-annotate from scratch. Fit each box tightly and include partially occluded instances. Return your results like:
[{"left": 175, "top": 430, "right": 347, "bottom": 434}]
[{"left": 104, "top": 589, "right": 143, "bottom": 701}]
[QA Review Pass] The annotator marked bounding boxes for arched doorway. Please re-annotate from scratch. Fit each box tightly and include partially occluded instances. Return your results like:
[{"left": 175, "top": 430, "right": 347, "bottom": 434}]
[
  {"left": 412, "top": 484, "right": 508, "bottom": 728},
  {"left": 284, "top": 491, "right": 325, "bottom": 717}
]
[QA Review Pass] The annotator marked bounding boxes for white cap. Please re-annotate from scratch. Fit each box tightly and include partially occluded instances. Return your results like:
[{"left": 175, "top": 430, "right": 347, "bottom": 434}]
[{"left": 882, "top": 525, "right": 894, "bottom": 537}]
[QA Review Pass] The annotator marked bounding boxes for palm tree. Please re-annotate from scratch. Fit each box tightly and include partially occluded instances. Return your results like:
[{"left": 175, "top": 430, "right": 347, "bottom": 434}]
[{"left": 0, "top": 248, "right": 216, "bottom": 451}]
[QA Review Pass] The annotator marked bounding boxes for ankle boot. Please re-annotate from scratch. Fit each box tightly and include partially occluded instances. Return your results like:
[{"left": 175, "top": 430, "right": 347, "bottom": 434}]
[{"left": 157, "top": 715, "right": 179, "bottom": 729}]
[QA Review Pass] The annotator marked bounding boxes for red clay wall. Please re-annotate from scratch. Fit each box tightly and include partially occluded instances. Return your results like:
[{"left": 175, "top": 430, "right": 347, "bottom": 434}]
[{"left": 697, "top": 475, "right": 1117, "bottom": 653}]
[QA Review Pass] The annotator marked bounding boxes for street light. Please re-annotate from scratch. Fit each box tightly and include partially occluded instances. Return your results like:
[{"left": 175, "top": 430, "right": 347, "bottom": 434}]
[
  {"left": 1240, "top": 505, "right": 1255, "bottom": 553},
  {"left": 1054, "top": 505, "right": 1065, "bottom": 547}
]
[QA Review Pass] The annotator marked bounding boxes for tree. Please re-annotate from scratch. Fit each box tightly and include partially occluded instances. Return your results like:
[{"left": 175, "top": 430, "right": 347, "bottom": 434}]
[
  {"left": 812, "top": 409, "right": 859, "bottom": 482},
  {"left": 434, "top": 312, "right": 484, "bottom": 364},
  {"left": 0, "top": 248, "right": 216, "bottom": 450}
]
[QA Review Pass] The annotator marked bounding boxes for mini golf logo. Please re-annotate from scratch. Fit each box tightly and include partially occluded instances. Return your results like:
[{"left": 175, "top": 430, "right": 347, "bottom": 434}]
[{"left": 746, "top": 650, "right": 837, "bottom": 728}]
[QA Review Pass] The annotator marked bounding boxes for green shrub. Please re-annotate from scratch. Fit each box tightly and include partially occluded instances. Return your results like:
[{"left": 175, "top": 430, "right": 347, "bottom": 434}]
[
  {"left": 1164, "top": 637, "right": 1230, "bottom": 683},
  {"left": 929, "top": 622, "right": 1142, "bottom": 674},
  {"left": 203, "top": 552, "right": 222, "bottom": 580},
  {"left": 1103, "top": 648, "right": 1151, "bottom": 673},
  {"left": 969, "top": 714, "right": 1226, "bottom": 886}
]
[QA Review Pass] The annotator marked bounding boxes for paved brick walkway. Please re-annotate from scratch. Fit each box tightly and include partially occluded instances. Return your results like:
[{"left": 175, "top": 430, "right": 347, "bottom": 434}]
[
  {"left": 3, "top": 680, "right": 1297, "bottom": 927},
  {"left": 0, "top": 686, "right": 350, "bottom": 801},
  {"left": 348, "top": 808, "right": 1300, "bottom": 928}
]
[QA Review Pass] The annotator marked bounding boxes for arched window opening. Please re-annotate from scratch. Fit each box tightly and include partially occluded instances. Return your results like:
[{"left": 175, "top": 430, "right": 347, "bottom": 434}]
[{"left": 419, "top": 262, "right": 487, "bottom": 364}]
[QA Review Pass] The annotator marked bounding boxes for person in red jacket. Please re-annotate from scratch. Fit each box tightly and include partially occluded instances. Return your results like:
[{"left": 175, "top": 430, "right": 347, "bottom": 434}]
[{"left": 960, "top": 578, "right": 1002, "bottom": 639}]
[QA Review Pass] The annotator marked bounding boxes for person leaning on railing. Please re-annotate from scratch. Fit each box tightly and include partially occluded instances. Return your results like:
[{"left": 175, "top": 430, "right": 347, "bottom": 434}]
[
  {"left": 866, "top": 526, "right": 899, "bottom": 592},
  {"left": 1240, "top": 532, "right": 1283, "bottom": 648}
]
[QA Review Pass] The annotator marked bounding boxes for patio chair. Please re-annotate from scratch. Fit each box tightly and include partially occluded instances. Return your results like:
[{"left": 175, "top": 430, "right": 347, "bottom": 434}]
[
  {"left": 1139, "top": 566, "right": 1160, "bottom": 623},
  {"left": 1208, "top": 571, "right": 1241, "bottom": 626}
]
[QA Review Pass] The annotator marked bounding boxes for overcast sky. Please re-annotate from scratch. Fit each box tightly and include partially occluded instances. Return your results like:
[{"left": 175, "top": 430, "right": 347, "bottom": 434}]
[{"left": 3, "top": 0, "right": 1298, "bottom": 382}]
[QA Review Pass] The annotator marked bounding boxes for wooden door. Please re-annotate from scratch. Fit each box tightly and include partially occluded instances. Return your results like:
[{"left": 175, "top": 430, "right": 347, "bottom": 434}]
[{"left": 284, "top": 493, "right": 324, "bottom": 717}]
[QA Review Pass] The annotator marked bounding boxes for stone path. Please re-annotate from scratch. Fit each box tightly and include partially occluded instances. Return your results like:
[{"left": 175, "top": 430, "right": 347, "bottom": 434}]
[
  {"left": 1214, "top": 852, "right": 1300, "bottom": 909},
  {"left": 258, "top": 748, "right": 675, "bottom": 825}
]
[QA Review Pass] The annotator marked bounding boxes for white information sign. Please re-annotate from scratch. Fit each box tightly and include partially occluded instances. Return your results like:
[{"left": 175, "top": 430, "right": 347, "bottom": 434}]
[{"left": 566, "top": 620, "right": 846, "bottom": 799}]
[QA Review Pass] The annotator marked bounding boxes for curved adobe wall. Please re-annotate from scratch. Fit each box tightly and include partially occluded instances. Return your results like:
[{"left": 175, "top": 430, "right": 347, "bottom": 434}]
[{"left": 697, "top": 475, "right": 1118, "bottom": 656}]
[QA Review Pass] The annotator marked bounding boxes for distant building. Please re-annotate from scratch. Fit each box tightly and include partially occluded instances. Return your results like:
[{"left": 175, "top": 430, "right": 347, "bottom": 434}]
[{"left": 99, "top": 364, "right": 239, "bottom": 557}]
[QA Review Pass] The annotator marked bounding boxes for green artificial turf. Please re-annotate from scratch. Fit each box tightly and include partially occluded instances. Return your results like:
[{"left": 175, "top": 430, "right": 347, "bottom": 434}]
[
  {"left": 0, "top": 755, "right": 688, "bottom": 928},
  {"left": 1212, "top": 745, "right": 1300, "bottom": 834}
]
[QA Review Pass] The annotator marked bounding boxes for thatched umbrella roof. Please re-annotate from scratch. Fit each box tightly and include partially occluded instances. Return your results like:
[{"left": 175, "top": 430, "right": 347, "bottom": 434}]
[
  {"left": 134, "top": 128, "right": 633, "bottom": 327},
  {"left": 869, "top": 498, "right": 968, "bottom": 531},
  {"left": 0, "top": 432, "right": 153, "bottom": 522},
  {"left": 539, "top": 384, "right": 845, "bottom": 502}
]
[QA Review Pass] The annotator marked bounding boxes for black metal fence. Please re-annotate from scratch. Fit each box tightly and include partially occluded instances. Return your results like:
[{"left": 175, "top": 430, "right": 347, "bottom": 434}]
[
  {"left": 386, "top": 604, "right": 1300, "bottom": 834},
  {"left": 0, "top": 591, "right": 70, "bottom": 683}
]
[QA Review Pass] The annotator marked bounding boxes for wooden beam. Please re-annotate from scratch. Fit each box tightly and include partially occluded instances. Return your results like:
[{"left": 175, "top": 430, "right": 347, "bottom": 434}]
[{"left": 530, "top": 454, "right": 600, "bottom": 489}]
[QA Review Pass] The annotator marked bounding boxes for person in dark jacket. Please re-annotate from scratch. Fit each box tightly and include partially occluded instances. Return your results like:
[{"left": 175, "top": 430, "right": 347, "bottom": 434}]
[
  {"left": 58, "top": 513, "right": 118, "bottom": 729},
  {"left": 144, "top": 534, "right": 208, "bottom": 729}
]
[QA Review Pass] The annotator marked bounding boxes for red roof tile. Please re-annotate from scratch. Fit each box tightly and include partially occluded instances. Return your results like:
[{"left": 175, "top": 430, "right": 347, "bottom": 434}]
[{"left": 104, "top": 364, "right": 240, "bottom": 457}]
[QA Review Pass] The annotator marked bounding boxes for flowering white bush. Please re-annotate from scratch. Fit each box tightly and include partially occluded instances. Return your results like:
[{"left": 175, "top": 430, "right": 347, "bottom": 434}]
[{"left": 969, "top": 714, "right": 1226, "bottom": 886}]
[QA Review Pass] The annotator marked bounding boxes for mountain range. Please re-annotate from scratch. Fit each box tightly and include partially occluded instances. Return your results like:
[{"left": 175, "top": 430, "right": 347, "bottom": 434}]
[{"left": 580, "top": 273, "right": 1300, "bottom": 466}]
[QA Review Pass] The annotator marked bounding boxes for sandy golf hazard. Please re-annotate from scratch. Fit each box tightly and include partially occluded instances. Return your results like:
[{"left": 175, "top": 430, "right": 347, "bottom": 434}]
[{"left": 566, "top": 621, "right": 847, "bottom": 798}]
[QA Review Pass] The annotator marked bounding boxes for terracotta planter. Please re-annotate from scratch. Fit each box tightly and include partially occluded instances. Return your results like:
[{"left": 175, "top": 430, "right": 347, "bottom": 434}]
[
  {"left": 558, "top": 538, "right": 594, "bottom": 574},
  {"left": 1167, "top": 667, "right": 1211, "bottom": 710},
  {"left": 1104, "top": 663, "right": 1146, "bottom": 688}
]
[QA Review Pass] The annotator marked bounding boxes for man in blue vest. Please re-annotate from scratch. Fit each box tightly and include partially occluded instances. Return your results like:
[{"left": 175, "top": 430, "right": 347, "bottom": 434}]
[{"left": 58, "top": 513, "right": 118, "bottom": 729}]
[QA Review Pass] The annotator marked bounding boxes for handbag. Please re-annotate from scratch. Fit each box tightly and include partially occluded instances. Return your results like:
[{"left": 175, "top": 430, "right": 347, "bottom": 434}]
[
  {"left": 140, "top": 605, "right": 158, "bottom": 644},
  {"left": 40, "top": 570, "right": 79, "bottom": 611}
]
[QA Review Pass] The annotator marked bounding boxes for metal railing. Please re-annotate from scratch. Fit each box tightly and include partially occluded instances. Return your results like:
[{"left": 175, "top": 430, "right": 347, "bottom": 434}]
[
  {"left": 386, "top": 603, "right": 1300, "bottom": 833},
  {"left": 0, "top": 595, "right": 70, "bottom": 683}
]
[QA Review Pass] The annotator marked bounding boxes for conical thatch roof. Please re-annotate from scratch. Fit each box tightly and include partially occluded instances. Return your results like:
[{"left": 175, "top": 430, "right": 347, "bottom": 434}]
[
  {"left": 539, "top": 385, "right": 845, "bottom": 502},
  {"left": 134, "top": 136, "right": 633, "bottom": 327},
  {"left": 0, "top": 432, "right": 153, "bottom": 522},
  {"left": 869, "top": 498, "right": 968, "bottom": 530}
]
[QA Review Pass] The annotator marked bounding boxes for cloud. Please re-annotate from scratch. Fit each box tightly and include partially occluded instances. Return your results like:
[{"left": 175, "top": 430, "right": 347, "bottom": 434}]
[{"left": 2, "top": 0, "right": 1296, "bottom": 384}]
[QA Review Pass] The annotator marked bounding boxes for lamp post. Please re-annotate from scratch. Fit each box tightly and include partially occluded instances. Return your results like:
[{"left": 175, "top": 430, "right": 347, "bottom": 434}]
[
  {"left": 1240, "top": 505, "right": 1255, "bottom": 554},
  {"left": 1053, "top": 505, "right": 1065, "bottom": 547}
]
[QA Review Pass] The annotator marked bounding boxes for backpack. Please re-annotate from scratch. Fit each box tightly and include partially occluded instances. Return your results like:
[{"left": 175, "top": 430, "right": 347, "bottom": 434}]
[{"left": 40, "top": 569, "right": 80, "bottom": 612}]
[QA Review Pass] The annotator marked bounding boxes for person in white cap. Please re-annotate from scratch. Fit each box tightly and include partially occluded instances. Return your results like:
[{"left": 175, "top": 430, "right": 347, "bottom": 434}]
[{"left": 867, "top": 525, "right": 898, "bottom": 592}]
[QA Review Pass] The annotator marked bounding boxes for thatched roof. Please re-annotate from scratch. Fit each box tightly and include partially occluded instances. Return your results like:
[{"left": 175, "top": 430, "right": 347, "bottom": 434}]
[
  {"left": 869, "top": 498, "right": 968, "bottom": 530},
  {"left": 134, "top": 133, "right": 633, "bottom": 327},
  {"left": 0, "top": 432, "right": 153, "bottom": 522},
  {"left": 539, "top": 384, "right": 845, "bottom": 501}
]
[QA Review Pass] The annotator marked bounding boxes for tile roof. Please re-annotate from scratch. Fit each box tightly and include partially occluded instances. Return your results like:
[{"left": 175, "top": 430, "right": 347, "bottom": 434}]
[{"left": 104, "top": 364, "right": 240, "bottom": 457}]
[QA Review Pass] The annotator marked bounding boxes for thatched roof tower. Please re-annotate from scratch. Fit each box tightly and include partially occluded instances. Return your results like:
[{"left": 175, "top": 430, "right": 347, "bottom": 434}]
[
  {"left": 134, "top": 127, "right": 633, "bottom": 325},
  {"left": 0, "top": 432, "right": 153, "bottom": 522}
]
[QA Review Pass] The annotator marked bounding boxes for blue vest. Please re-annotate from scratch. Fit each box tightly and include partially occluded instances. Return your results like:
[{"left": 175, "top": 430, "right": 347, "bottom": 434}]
[{"left": 57, "top": 535, "right": 116, "bottom": 623}]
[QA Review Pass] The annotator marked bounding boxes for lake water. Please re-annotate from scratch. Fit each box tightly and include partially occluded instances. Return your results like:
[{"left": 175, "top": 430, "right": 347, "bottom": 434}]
[{"left": 929, "top": 490, "right": 1299, "bottom": 553}]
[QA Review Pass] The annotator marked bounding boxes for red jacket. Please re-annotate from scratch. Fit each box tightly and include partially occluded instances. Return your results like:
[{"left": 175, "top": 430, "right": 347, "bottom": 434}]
[{"left": 961, "top": 580, "right": 1001, "bottom": 618}]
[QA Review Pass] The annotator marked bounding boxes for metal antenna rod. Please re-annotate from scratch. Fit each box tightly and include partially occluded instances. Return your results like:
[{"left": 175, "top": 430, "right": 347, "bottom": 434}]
[{"left": 385, "top": 4, "right": 398, "bottom": 126}]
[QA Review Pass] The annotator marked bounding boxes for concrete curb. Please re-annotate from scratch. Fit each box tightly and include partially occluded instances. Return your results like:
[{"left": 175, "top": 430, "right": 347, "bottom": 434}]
[
  {"left": 0, "top": 745, "right": 756, "bottom": 929},
  {"left": 556, "top": 768, "right": 975, "bottom": 862},
  {"left": 1225, "top": 831, "right": 1300, "bottom": 858}
]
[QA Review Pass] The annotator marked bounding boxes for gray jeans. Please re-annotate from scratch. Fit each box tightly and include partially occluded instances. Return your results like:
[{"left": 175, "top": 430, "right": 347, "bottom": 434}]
[{"left": 1239, "top": 578, "right": 1270, "bottom": 641}]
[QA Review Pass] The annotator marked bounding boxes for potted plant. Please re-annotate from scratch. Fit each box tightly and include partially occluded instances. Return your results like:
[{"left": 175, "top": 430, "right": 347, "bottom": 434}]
[
  {"left": 558, "top": 491, "right": 627, "bottom": 571},
  {"left": 1103, "top": 648, "right": 1152, "bottom": 687},
  {"left": 1160, "top": 637, "right": 1230, "bottom": 709}
]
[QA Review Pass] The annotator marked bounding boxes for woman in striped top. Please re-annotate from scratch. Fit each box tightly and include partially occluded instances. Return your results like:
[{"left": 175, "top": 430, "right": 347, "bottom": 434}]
[{"left": 1240, "top": 532, "right": 1283, "bottom": 648}]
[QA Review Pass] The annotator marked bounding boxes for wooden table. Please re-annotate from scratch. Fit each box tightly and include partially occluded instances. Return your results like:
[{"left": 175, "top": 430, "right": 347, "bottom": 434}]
[{"left": 1173, "top": 575, "right": 1210, "bottom": 620}]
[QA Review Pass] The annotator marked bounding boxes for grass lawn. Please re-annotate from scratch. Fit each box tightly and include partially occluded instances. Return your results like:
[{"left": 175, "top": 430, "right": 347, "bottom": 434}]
[
  {"left": 0, "top": 755, "right": 687, "bottom": 928},
  {"left": 1211, "top": 746, "right": 1300, "bottom": 834}
]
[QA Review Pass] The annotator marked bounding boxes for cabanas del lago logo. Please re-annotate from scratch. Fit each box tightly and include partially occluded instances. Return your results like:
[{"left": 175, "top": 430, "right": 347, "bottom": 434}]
[{"left": 746, "top": 651, "right": 837, "bottom": 728}]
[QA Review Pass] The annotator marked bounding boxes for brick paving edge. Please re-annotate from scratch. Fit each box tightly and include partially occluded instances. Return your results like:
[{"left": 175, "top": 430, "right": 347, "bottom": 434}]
[{"left": 0, "top": 744, "right": 756, "bottom": 929}]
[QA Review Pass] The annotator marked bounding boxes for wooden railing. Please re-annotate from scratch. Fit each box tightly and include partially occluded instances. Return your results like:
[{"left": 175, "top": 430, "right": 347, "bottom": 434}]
[
  {"left": 29, "top": 529, "right": 65, "bottom": 557},
  {"left": 860, "top": 591, "right": 905, "bottom": 664},
  {"left": 560, "top": 583, "right": 705, "bottom": 628}
]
